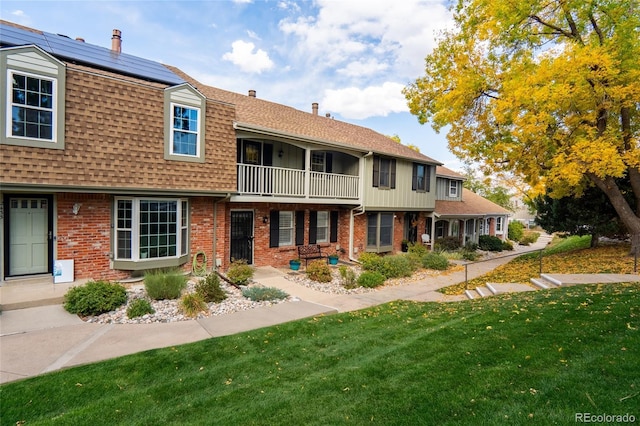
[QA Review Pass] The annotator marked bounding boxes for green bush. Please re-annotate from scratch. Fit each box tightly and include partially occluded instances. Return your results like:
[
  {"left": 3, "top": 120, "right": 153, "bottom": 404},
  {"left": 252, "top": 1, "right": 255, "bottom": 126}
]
[
  {"left": 502, "top": 240, "right": 514, "bottom": 251},
  {"left": 64, "top": 280, "right": 127, "bottom": 316},
  {"left": 357, "top": 271, "right": 386, "bottom": 288},
  {"left": 378, "top": 255, "right": 414, "bottom": 279},
  {"left": 434, "top": 236, "right": 461, "bottom": 251},
  {"left": 478, "top": 235, "right": 504, "bottom": 252},
  {"left": 358, "top": 252, "right": 384, "bottom": 271},
  {"left": 359, "top": 253, "right": 415, "bottom": 279},
  {"left": 461, "top": 249, "right": 479, "bottom": 261},
  {"left": 338, "top": 265, "right": 357, "bottom": 289},
  {"left": 226, "top": 260, "right": 254, "bottom": 286},
  {"left": 242, "top": 286, "right": 289, "bottom": 301},
  {"left": 180, "top": 293, "right": 207, "bottom": 317},
  {"left": 127, "top": 298, "right": 155, "bottom": 318},
  {"left": 144, "top": 270, "right": 187, "bottom": 300},
  {"left": 305, "top": 259, "right": 332, "bottom": 282},
  {"left": 407, "top": 242, "right": 428, "bottom": 257},
  {"left": 464, "top": 241, "right": 479, "bottom": 251},
  {"left": 421, "top": 253, "right": 450, "bottom": 270},
  {"left": 508, "top": 220, "right": 525, "bottom": 242},
  {"left": 520, "top": 232, "right": 540, "bottom": 245},
  {"left": 195, "top": 272, "right": 227, "bottom": 303}
]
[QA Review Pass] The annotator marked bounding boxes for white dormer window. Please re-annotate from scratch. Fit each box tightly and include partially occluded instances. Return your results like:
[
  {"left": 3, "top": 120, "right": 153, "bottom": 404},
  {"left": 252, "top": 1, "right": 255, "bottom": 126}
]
[
  {"left": 10, "top": 72, "right": 55, "bottom": 141},
  {"left": 171, "top": 104, "right": 199, "bottom": 156},
  {"left": 449, "top": 180, "right": 458, "bottom": 197},
  {"left": 164, "top": 84, "right": 206, "bottom": 162},
  {"left": 2, "top": 46, "right": 66, "bottom": 150}
]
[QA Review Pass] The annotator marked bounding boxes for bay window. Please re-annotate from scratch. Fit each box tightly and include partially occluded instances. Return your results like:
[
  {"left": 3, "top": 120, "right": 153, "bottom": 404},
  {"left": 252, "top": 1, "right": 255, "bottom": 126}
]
[{"left": 115, "top": 198, "right": 188, "bottom": 262}]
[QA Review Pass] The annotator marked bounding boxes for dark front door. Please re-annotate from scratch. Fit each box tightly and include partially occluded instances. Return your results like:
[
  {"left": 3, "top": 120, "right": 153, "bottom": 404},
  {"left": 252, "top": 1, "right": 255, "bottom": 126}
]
[{"left": 230, "top": 211, "right": 254, "bottom": 264}]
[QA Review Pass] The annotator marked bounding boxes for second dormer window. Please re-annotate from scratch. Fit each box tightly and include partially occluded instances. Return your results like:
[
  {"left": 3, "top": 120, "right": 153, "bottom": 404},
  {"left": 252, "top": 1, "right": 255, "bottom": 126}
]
[
  {"left": 171, "top": 104, "right": 199, "bottom": 156},
  {"left": 449, "top": 180, "right": 458, "bottom": 197}
]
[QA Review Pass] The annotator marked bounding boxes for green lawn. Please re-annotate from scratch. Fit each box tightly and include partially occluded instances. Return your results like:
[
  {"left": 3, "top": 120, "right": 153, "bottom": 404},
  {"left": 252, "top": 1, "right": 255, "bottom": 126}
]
[{"left": 2, "top": 282, "right": 639, "bottom": 425}]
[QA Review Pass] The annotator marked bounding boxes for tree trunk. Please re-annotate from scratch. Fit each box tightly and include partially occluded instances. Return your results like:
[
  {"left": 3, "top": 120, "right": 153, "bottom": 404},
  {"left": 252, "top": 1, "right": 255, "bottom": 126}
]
[
  {"left": 588, "top": 173, "right": 640, "bottom": 255},
  {"left": 590, "top": 233, "right": 600, "bottom": 248}
]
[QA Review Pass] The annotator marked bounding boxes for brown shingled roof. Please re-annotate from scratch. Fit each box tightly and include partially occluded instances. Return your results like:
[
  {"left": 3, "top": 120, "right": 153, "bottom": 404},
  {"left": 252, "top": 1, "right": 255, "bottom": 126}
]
[
  {"left": 166, "top": 65, "right": 442, "bottom": 165},
  {"left": 436, "top": 188, "right": 511, "bottom": 217},
  {"left": 436, "top": 165, "right": 465, "bottom": 179}
]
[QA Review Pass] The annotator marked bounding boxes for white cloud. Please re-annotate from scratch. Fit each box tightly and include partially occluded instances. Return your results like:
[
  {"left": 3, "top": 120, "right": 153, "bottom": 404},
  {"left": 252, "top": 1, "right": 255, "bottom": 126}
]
[
  {"left": 247, "top": 30, "right": 260, "bottom": 40},
  {"left": 222, "top": 40, "right": 274, "bottom": 74},
  {"left": 337, "top": 59, "right": 389, "bottom": 78},
  {"left": 321, "top": 82, "right": 408, "bottom": 120},
  {"left": 279, "top": 0, "right": 452, "bottom": 80}
]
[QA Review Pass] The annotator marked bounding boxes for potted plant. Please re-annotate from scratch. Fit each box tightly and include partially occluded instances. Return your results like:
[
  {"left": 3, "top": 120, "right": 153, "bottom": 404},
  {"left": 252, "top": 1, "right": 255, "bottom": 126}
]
[
  {"left": 401, "top": 239, "right": 409, "bottom": 252},
  {"left": 328, "top": 253, "right": 339, "bottom": 265},
  {"left": 289, "top": 259, "right": 301, "bottom": 271}
]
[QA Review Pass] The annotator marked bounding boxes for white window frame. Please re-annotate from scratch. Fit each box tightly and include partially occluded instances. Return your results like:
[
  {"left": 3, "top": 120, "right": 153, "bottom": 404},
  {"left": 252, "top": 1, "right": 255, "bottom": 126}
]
[
  {"left": 449, "top": 180, "right": 458, "bottom": 197},
  {"left": 316, "top": 211, "right": 329, "bottom": 243},
  {"left": 7, "top": 69, "right": 57, "bottom": 143},
  {"left": 115, "top": 197, "right": 188, "bottom": 261},
  {"left": 279, "top": 211, "right": 294, "bottom": 247},
  {"left": 170, "top": 102, "right": 200, "bottom": 157},
  {"left": 496, "top": 216, "right": 504, "bottom": 233},
  {"left": 311, "top": 152, "right": 326, "bottom": 172}
]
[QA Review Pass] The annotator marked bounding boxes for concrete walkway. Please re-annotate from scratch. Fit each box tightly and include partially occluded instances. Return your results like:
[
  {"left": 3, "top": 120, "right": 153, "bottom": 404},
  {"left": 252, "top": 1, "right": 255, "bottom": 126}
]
[{"left": 2, "top": 232, "right": 636, "bottom": 385}]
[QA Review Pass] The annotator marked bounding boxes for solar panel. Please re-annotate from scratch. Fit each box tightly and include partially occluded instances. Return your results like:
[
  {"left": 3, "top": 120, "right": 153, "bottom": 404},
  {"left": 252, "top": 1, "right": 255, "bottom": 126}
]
[{"left": 0, "top": 22, "right": 184, "bottom": 85}]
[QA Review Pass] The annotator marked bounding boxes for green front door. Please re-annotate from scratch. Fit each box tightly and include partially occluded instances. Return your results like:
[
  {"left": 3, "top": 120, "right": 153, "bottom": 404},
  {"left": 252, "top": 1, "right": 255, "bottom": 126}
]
[{"left": 6, "top": 196, "right": 52, "bottom": 276}]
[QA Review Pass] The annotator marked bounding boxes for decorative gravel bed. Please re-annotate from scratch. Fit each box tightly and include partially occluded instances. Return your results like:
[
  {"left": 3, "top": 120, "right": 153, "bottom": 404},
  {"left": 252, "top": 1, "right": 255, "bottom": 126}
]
[
  {"left": 84, "top": 279, "right": 291, "bottom": 325},
  {"left": 284, "top": 262, "right": 462, "bottom": 293}
]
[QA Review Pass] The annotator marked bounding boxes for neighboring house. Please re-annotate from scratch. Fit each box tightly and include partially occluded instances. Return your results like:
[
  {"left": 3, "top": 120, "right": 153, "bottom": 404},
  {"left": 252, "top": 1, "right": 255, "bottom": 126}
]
[
  {"left": 168, "top": 68, "right": 442, "bottom": 266},
  {"left": 510, "top": 195, "right": 537, "bottom": 228},
  {"left": 1, "top": 20, "right": 511, "bottom": 284},
  {"left": 431, "top": 167, "right": 511, "bottom": 245}
]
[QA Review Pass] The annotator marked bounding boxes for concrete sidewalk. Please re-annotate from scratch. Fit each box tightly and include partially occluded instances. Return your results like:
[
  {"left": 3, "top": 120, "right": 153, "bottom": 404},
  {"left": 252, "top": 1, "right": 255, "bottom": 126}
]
[{"left": 0, "top": 232, "right": 565, "bottom": 384}]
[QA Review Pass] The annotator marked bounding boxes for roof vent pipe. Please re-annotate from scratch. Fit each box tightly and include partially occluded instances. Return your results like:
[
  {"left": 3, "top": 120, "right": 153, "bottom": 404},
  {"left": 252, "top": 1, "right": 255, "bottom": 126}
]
[
  {"left": 248, "top": 89, "right": 256, "bottom": 97},
  {"left": 111, "top": 29, "right": 122, "bottom": 53},
  {"left": 76, "top": 37, "right": 85, "bottom": 43},
  {"left": 312, "top": 102, "right": 319, "bottom": 115}
]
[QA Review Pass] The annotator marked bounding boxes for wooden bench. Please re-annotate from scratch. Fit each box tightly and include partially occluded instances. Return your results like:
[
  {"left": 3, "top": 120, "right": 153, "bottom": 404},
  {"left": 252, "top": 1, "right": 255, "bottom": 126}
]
[{"left": 297, "top": 244, "right": 328, "bottom": 266}]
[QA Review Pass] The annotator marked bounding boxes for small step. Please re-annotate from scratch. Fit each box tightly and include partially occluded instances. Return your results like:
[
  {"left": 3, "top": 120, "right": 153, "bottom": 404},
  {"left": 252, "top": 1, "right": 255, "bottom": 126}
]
[
  {"left": 530, "top": 277, "right": 556, "bottom": 289},
  {"left": 475, "top": 286, "right": 491, "bottom": 298},
  {"left": 540, "top": 274, "right": 563, "bottom": 286}
]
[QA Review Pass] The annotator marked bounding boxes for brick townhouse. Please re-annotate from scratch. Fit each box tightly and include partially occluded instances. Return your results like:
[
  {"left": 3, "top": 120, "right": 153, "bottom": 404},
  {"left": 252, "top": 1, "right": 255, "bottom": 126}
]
[{"left": 0, "top": 20, "right": 509, "bottom": 284}]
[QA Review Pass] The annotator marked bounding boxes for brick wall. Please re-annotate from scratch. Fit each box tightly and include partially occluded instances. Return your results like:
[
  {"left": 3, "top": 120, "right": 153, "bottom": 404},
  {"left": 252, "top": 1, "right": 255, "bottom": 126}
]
[
  {"left": 55, "top": 193, "right": 226, "bottom": 281},
  {"left": 224, "top": 202, "right": 354, "bottom": 270},
  {"left": 55, "top": 193, "right": 122, "bottom": 280}
]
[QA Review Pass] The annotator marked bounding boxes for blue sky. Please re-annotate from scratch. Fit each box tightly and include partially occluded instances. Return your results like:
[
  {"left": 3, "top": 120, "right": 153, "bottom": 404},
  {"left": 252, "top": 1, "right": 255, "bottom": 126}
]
[{"left": 1, "top": 0, "right": 461, "bottom": 169}]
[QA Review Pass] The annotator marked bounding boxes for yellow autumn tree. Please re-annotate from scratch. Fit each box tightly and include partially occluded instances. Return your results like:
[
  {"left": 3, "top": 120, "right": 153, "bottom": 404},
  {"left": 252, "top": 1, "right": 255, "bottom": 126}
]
[{"left": 404, "top": 0, "right": 640, "bottom": 253}]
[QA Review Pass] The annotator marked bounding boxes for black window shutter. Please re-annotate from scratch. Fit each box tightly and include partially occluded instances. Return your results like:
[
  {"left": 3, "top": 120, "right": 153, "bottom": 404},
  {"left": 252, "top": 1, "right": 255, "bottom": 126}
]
[
  {"left": 237, "top": 139, "right": 243, "bottom": 163},
  {"left": 412, "top": 163, "right": 418, "bottom": 190},
  {"left": 426, "top": 165, "right": 431, "bottom": 192},
  {"left": 390, "top": 159, "right": 397, "bottom": 189},
  {"left": 269, "top": 210, "right": 279, "bottom": 248},
  {"left": 263, "top": 143, "right": 273, "bottom": 167},
  {"left": 326, "top": 153, "right": 333, "bottom": 173},
  {"left": 372, "top": 156, "right": 380, "bottom": 187},
  {"left": 295, "top": 210, "right": 305, "bottom": 246},
  {"left": 309, "top": 211, "right": 317, "bottom": 244},
  {"left": 330, "top": 211, "right": 338, "bottom": 242}
]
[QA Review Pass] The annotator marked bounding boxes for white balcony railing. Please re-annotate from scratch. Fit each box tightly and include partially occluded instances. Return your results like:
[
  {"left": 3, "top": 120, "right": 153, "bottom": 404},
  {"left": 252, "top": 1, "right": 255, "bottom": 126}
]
[{"left": 237, "top": 164, "right": 359, "bottom": 200}]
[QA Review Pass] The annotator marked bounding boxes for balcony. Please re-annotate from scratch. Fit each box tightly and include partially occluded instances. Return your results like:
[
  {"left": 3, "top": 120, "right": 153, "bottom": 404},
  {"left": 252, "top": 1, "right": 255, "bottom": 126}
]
[{"left": 237, "top": 164, "right": 360, "bottom": 200}]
